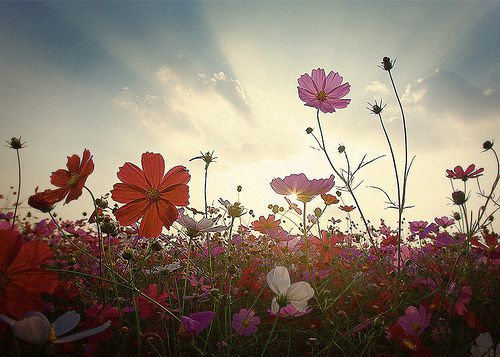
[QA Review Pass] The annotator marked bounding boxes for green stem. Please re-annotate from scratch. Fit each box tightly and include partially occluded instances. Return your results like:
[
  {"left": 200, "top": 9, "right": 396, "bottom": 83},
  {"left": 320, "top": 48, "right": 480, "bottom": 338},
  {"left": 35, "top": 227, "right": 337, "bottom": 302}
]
[
  {"left": 260, "top": 316, "right": 278, "bottom": 357},
  {"left": 11, "top": 149, "right": 21, "bottom": 230}
]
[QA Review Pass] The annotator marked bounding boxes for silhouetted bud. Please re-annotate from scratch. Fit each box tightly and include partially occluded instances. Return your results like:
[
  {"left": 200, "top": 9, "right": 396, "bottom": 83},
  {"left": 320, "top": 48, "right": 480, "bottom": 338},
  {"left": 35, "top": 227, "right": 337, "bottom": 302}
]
[
  {"left": 452, "top": 191, "right": 466, "bottom": 205},
  {"left": 482, "top": 140, "right": 493, "bottom": 151}
]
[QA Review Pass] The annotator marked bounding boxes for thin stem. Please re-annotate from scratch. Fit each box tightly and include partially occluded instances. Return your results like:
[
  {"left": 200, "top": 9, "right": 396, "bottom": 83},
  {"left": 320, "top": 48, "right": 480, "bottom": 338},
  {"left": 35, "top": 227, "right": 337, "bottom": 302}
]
[
  {"left": 315, "top": 110, "right": 378, "bottom": 254},
  {"left": 204, "top": 165, "right": 209, "bottom": 217},
  {"left": 11, "top": 149, "right": 21, "bottom": 230}
]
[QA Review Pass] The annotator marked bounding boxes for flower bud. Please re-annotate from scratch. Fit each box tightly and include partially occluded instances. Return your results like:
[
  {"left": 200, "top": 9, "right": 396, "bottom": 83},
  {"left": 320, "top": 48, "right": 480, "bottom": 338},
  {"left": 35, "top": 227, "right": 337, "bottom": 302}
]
[
  {"left": 482, "top": 140, "right": 493, "bottom": 151},
  {"left": 453, "top": 212, "right": 461, "bottom": 220},
  {"left": 382, "top": 57, "right": 394, "bottom": 71},
  {"left": 338, "top": 145, "right": 345, "bottom": 153},
  {"left": 314, "top": 207, "right": 322, "bottom": 217},
  {"left": 306, "top": 127, "right": 313, "bottom": 134},
  {"left": 452, "top": 191, "right": 466, "bottom": 205}
]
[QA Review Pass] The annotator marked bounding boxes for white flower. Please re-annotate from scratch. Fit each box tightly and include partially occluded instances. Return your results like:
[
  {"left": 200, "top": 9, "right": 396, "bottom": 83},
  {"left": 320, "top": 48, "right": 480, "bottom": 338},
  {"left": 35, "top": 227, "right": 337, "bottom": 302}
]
[
  {"left": 177, "top": 214, "right": 226, "bottom": 237},
  {"left": 266, "top": 266, "right": 314, "bottom": 314},
  {"left": 0, "top": 311, "right": 111, "bottom": 345},
  {"left": 471, "top": 332, "right": 500, "bottom": 357}
]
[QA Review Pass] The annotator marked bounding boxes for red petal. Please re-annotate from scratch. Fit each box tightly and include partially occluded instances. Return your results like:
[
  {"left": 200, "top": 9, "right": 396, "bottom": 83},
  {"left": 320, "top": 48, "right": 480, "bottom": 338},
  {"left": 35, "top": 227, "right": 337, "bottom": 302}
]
[
  {"left": 117, "top": 162, "right": 149, "bottom": 190},
  {"left": 157, "top": 200, "right": 179, "bottom": 229},
  {"left": 161, "top": 184, "right": 189, "bottom": 206},
  {"left": 0, "top": 229, "right": 21, "bottom": 268},
  {"left": 139, "top": 203, "right": 163, "bottom": 238},
  {"left": 64, "top": 182, "right": 85, "bottom": 204},
  {"left": 160, "top": 166, "right": 190, "bottom": 191},
  {"left": 111, "top": 183, "right": 145, "bottom": 203},
  {"left": 50, "top": 169, "right": 70, "bottom": 187},
  {"left": 114, "top": 199, "right": 149, "bottom": 226},
  {"left": 66, "top": 154, "right": 81, "bottom": 173},
  {"left": 141, "top": 152, "right": 165, "bottom": 188},
  {"left": 7, "top": 241, "right": 54, "bottom": 275},
  {"left": 465, "top": 164, "right": 475, "bottom": 175}
]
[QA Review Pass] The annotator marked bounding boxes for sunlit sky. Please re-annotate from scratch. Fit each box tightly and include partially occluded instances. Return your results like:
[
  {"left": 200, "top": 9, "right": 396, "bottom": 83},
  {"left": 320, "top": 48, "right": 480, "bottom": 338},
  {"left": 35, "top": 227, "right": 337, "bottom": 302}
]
[{"left": 1, "top": 1, "right": 499, "bottom": 232}]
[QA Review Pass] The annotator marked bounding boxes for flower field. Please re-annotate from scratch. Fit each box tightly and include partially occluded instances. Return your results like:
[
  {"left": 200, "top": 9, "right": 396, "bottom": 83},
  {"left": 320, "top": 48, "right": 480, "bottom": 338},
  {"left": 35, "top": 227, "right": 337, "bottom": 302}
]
[{"left": 1, "top": 59, "right": 498, "bottom": 356}]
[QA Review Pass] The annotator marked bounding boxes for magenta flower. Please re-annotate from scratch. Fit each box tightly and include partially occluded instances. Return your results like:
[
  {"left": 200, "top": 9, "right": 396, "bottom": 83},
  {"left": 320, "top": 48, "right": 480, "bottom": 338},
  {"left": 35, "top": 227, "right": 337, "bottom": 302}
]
[
  {"left": 446, "top": 164, "right": 484, "bottom": 181},
  {"left": 297, "top": 68, "right": 351, "bottom": 113},
  {"left": 270, "top": 173, "right": 335, "bottom": 203},
  {"left": 397, "top": 305, "right": 431, "bottom": 337},
  {"left": 231, "top": 308, "right": 261, "bottom": 336},
  {"left": 180, "top": 311, "right": 215, "bottom": 334},
  {"left": 434, "top": 216, "right": 455, "bottom": 228}
]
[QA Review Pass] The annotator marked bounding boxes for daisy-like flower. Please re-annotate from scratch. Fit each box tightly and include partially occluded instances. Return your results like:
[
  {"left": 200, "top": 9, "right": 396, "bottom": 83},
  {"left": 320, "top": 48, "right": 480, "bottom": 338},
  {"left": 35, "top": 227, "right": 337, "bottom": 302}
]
[
  {"left": 252, "top": 214, "right": 282, "bottom": 237},
  {"left": 111, "top": 152, "right": 190, "bottom": 238},
  {"left": 47, "top": 149, "right": 94, "bottom": 204},
  {"left": 231, "top": 308, "right": 261, "bottom": 336},
  {"left": 0, "top": 311, "right": 110, "bottom": 345},
  {"left": 397, "top": 305, "right": 431, "bottom": 337},
  {"left": 434, "top": 216, "right": 455, "bottom": 228},
  {"left": 446, "top": 164, "right": 484, "bottom": 181},
  {"left": 177, "top": 213, "right": 226, "bottom": 238},
  {"left": 267, "top": 266, "right": 314, "bottom": 315},
  {"left": 271, "top": 173, "right": 335, "bottom": 203},
  {"left": 297, "top": 68, "right": 351, "bottom": 113}
]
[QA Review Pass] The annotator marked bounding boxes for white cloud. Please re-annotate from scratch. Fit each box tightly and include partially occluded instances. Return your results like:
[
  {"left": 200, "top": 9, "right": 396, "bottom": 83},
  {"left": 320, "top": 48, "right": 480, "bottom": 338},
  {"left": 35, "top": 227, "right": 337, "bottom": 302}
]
[{"left": 364, "top": 81, "right": 389, "bottom": 96}]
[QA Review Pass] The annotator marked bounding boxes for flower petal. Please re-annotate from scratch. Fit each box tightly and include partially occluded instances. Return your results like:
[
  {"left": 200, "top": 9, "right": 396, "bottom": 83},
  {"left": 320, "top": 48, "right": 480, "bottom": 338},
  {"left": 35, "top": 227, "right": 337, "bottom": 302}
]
[
  {"left": 266, "top": 266, "right": 290, "bottom": 296},
  {"left": 114, "top": 199, "right": 149, "bottom": 226},
  {"left": 161, "top": 184, "right": 190, "bottom": 206},
  {"left": 11, "top": 312, "right": 50, "bottom": 345},
  {"left": 139, "top": 203, "right": 163, "bottom": 238},
  {"left": 287, "top": 281, "right": 314, "bottom": 304},
  {"left": 54, "top": 311, "right": 80, "bottom": 337},
  {"left": 141, "top": 152, "right": 165, "bottom": 188},
  {"left": 54, "top": 321, "right": 111, "bottom": 344},
  {"left": 117, "top": 162, "right": 149, "bottom": 191},
  {"left": 50, "top": 169, "right": 70, "bottom": 187},
  {"left": 111, "top": 183, "right": 145, "bottom": 203},
  {"left": 160, "top": 166, "right": 190, "bottom": 191}
]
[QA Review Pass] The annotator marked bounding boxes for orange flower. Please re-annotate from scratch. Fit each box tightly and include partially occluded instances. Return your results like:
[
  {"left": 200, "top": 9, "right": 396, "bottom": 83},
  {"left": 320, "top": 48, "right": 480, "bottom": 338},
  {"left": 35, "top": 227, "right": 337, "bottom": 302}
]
[
  {"left": 0, "top": 229, "right": 58, "bottom": 318},
  {"left": 321, "top": 193, "right": 339, "bottom": 205},
  {"left": 111, "top": 152, "right": 190, "bottom": 238},
  {"left": 48, "top": 149, "right": 94, "bottom": 204}
]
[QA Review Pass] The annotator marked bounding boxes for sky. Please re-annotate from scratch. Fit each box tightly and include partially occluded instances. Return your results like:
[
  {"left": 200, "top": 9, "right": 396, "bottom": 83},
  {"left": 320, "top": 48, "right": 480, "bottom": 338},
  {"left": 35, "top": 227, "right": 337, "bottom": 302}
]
[{"left": 1, "top": 1, "right": 499, "bottom": 233}]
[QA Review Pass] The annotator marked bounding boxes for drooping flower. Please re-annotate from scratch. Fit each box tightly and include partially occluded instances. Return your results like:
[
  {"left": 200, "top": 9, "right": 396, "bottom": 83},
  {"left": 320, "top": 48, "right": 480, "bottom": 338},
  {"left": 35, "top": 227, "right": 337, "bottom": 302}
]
[
  {"left": 180, "top": 311, "right": 215, "bottom": 334},
  {"left": 231, "top": 308, "right": 261, "bottom": 336},
  {"left": 0, "top": 311, "right": 110, "bottom": 345},
  {"left": 297, "top": 68, "right": 351, "bottom": 113},
  {"left": 111, "top": 152, "right": 190, "bottom": 238},
  {"left": 397, "top": 305, "right": 431, "bottom": 337},
  {"left": 28, "top": 187, "right": 59, "bottom": 213},
  {"left": 48, "top": 149, "right": 94, "bottom": 204},
  {"left": 446, "top": 164, "right": 484, "bottom": 181},
  {"left": 0, "top": 228, "right": 58, "bottom": 318},
  {"left": 271, "top": 173, "right": 335, "bottom": 203},
  {"left": 177, "top": 213, "right": 226, "bottom": 238},
  {"left": 267, "top": 266, "right": 314, "bottom": 315}
]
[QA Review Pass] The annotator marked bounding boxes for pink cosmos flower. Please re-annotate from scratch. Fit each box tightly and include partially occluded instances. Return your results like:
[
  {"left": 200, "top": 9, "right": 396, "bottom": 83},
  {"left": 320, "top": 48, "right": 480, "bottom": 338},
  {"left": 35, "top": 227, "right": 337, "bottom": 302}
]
[
  {"left": 180, "top": 311, "right": 215, "bottom": 334},
  {"left": 231, "top": 308, "right": 261, "bottom": 336},
  {"left": 297, "top": 68, "right": 351, "bottom": 113},
  {"left": 397, "top": 305, "right": 431, "bottom": 337},
  {"left": 434, "top": 216, "right": 455, "bottom": 228},
  {"left": 270, "top": 173, "right": 335, "bottom": 203},
  {"left": 446, "top": 164, "right": 484, "bottom": 181}
]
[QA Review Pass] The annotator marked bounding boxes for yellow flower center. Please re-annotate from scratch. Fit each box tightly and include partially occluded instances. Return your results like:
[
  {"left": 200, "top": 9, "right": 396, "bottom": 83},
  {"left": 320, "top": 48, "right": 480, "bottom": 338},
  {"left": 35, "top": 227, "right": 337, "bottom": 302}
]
[
  {"left": 49, "top": 324, "right": 57, "bottom": 343},
  {"left": 146, "top": 188, "right": 161, "bottom": 201},
  {"left": 316, "top": 90, "right": 327, "bottom": 101},
  {"left": 402, "top": 338, "right": 418, "bottom": 351},
  {"left": 242, "top": 318, "right": 250, "bottom": 327},
  {"left": 67, "top": 173, "right": 79, "bottom": 187},
  {"left": 412, "top": 322, "right": 422, "bottom": 332}
]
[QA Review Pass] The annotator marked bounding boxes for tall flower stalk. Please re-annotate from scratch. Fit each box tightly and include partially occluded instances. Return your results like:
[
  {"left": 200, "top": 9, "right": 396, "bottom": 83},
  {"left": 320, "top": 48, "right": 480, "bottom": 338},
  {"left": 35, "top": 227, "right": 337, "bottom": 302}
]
[{"left": 7, "top": 137, "right": 26, "bottom": 230}]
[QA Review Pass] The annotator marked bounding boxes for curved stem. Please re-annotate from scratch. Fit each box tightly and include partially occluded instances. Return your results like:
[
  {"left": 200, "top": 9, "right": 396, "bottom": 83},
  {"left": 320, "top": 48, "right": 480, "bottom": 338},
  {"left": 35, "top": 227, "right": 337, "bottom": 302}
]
[
  {"left": 11, "top": 149, "right": 21, "bottom": 230},
  {"left": 315, "top": 110, "right": 378, "bottom": 254}
]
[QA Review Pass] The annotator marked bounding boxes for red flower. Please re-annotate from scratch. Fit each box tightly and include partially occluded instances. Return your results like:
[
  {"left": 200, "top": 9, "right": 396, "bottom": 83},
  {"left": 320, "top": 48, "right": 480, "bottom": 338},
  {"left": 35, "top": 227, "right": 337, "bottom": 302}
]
[
  {"left": 446, "top": 164, "right": 484, "bottom": 181},
  {"left": 28, "top": 187, "right": 59, "bottom": 213},
  {"left": 48, "top": 149, "right": 94, "bottom": 204},
  {"left": 111, "top": 152, "right": 190, "bottom": 238},
  {"left": 0, "top": 229, "right": 58, "bottom": 318},
  {"left": 252, "top": 215, "right": 282, "bottom": 237},
  {"left": 339, "top": 205, "right": 355, "bottom": 212}
]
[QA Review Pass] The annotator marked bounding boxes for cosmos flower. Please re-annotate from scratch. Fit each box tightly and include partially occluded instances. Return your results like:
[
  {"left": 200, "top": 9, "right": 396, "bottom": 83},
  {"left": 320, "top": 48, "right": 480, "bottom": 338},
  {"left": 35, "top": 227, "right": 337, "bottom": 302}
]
[
  {"left": 180, "top": 311, "right": 215, "bottom": 334},
  {"left": 446, "top": 164, "right": 484, "bottom": 181},
  {"left": 434, "top": 216, "right": 455, "bottom": 228},
  {"left": 0, "top": 228, "right": 58, "bottom": 318},
  {"left": 267, "top": 266, "right": 314, "bottom": 314},
  {"left": 28, "top": 187, "right": 59, "bottom": 213},
  {"left": 111, "top": 152, "right": 190, "bottom": 238},
  {"left": 177, "top": 213, "right": 226, "bottom": 238},
  {"left": 397, "top": 305, "right": 431, "bottom": 337},
  {"left": 270, "top": 173, "right": 335, "bottom": 203},
  {"left": 252, "top": 215, "right": 282, "bottom": 237},
  {"left": 297, "top": 68, "right": 351, "bottom": 113},
  {"left": 231, "top": 308, "right": 261, "bottom": 336},
  {"left": 0, "top": 311, "right": 110, "bottom": 345},
  {"left": 47, "top": 149, "right": 94, "bottom": 204},
  {"left": 339, "top": 205, "right": 355, "bottom": 212}
]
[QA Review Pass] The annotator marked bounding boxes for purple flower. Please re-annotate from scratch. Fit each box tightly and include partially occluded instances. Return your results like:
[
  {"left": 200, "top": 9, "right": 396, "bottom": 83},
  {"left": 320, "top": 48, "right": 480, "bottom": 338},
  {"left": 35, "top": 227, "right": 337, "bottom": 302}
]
[
  {"left": 409, "top": 221, "right": 438, "bottom": 239},
  {"left": 180, "top": 311, "right": 215, "bottom": 334},
  {"left": 231, "top": 309, "right": 261, "bottom": 336},
  {"left": 271, "top": 173, "right": 335, "bottom": 203},
  {"left": 297, "top": 68, "right": 351, "bottom": 113},
  {"left": 397, "top": 305, "right": 431, "bottom": 337},
  {"left": 434, "top": 216, "right": 455, "bottom": 228}
]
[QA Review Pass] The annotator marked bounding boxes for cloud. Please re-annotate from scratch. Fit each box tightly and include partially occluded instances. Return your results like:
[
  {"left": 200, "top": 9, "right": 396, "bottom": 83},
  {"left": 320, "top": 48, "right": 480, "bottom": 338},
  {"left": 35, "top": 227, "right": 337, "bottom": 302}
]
[{"left": 364, "top": 81, "right": 389, "bottom": 96}]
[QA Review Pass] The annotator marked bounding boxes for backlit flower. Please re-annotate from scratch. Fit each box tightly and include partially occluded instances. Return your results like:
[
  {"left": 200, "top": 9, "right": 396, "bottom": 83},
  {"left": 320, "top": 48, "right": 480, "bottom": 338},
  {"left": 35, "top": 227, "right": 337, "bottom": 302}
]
[
  {"left": 446, "top": 164, "right": 484, "bottom": 181},
  {"left": 111, "top": 152, "right": 190, "bottom": 238},
  {"left": 271, "top": 173, "right": 335, "bottom": 203},
  {"left": 180, "top": 311, "right": 215, "bottom": 334},
  {"left": 0, "top": 228, "right": 58, "bottom": 318},
  {"left": 177, "top": 213, "right": 226, "bottom": 238},
  {"left": 28, "top": 187, "right": 59, "bottom": 213},
  {"left": 267, "top": 266, "right": 314, "bottom": 314},
  {"left": 297, "top": 68, "right": 351, "bottom": 113},
  {"left": 48, "top": 149, "right": 94, "bottom": 204},
  {"left": 252, "top": 215, "right": 282, "bottom": 237},
  {"left": 0, "top": 311, "right": 110, "bottom": 345},
  {"left": 339, "top": 205, "right": 355, "bottom": 212},
  {"left": 397, "top": 305, "right": 431, "bottom": 337},
  {"left": 232, "top": 308, "right": 261, "bottom": 336}
]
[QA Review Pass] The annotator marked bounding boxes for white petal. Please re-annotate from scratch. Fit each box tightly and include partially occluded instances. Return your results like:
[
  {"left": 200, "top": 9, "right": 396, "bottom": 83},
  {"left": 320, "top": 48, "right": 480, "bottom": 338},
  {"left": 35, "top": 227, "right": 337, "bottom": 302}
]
[
  {"left": 290, "top": 300, "right": 308, "bottom": 312},
  {"left": 11, "top": 312, "right": 50, "bottom": 345},
  {"left": 286, "top": 281, "right": 314, "bottom": 302},
  {"left": 54, "top": 321, "right": 111, "bottom": 344},
  {"left": 54, "top": 311, "right": 80, "bottom": 337},
  {"left": 270, "top": 297, "right": 279, "bottom": 313},
  {"left": 266, "top": 266, "right": 290, "bottom": 296},
  {"left": 0, "top": 314, "right": 16, "bottom": 326}
]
